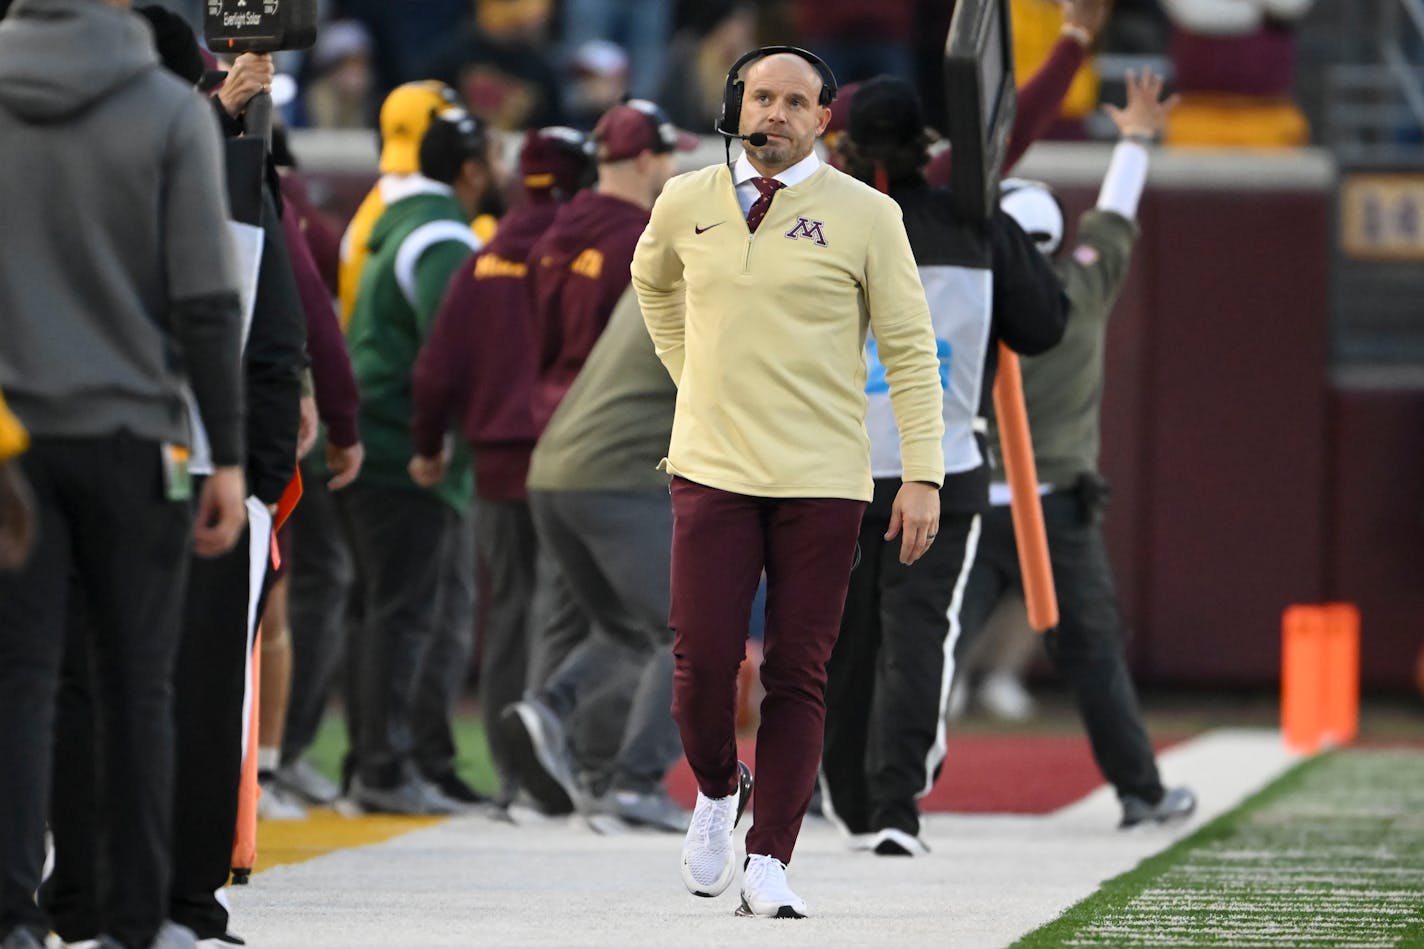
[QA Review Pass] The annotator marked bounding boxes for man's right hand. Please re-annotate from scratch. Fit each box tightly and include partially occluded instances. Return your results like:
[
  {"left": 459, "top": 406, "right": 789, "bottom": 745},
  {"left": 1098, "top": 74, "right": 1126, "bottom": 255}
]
[
  {"left": 193, "top": 465, "right": 248, "bottom": 557},
  {"left": 327, "top": 441, "right": 365, "bottom": 491},
  {"left": 218, "top": 52, "right": 275, "bottom": 119},
  {"left": 0, "top": 460, "right": 36, "bottom": 570}
]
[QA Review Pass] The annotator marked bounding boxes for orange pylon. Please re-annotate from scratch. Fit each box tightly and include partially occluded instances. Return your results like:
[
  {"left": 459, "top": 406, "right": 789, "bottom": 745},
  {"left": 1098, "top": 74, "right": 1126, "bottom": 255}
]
[{"left": 1281, "top": 603, "right": 1359, "bottom": 754}]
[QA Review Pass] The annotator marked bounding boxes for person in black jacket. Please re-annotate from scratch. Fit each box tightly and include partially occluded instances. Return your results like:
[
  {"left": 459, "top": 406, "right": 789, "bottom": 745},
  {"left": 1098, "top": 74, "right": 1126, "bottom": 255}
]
[
  {"left": 819, "top": 76, "right": 1068, "bottom": 857},
  {"left": 40, "top": 15, "right": 306, "bottom": 948}
]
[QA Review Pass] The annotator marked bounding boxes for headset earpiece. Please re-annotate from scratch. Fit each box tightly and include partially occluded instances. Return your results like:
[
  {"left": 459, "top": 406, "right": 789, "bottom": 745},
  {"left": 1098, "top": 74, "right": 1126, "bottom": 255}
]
[{"left": 716, "top": 45, "right": 839, "bottom": 137}]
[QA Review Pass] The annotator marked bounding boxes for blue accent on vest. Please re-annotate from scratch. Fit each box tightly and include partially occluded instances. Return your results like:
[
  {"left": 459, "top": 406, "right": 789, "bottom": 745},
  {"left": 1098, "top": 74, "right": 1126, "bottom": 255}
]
[{"left": 865, "top": 338, "right": 951, "bottom": 394}]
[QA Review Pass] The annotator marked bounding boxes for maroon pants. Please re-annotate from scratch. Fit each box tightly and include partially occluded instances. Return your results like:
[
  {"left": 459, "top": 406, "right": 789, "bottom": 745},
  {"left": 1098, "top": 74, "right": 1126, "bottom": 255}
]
[{"left": 668, "top": 477, "right": 866, "bottom": 864}]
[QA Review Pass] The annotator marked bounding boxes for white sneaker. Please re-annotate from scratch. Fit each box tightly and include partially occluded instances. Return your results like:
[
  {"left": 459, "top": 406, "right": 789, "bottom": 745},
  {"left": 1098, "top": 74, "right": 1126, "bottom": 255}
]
[
  {"left": 680, "top": 761, "right": 752, "bottom": 897},
  {"left": 275, "top": 757, "right": 340, "bottom": 805},
  {"left": 735, "top": 854, "right": 807, "bottom": 918},
  {"left": 257, "top": 779, "right": 309, "bottom": 821},
  {"left": 977, "top": 671, "right": 1036, "bottom": 722},
  {"left": 846, "top": 833, "right": 878, "bottom": 852}
]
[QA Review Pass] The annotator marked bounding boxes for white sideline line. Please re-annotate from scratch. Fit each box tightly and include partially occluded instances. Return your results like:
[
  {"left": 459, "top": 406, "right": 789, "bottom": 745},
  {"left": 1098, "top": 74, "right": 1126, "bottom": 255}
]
[{"left": 226, "top": 728, "right": 1299, "bottom": 948}]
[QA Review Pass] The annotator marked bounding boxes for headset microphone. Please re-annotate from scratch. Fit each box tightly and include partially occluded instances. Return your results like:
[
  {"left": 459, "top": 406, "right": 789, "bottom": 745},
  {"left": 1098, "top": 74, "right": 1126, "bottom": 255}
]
[{"left": 722, "top": 131, "right": 768, "bottom": 147}]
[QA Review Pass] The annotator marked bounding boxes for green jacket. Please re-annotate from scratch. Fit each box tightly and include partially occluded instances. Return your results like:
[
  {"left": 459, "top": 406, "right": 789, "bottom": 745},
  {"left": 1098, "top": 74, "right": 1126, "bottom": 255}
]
[
  {"left": 347, "top": 185, "right": 480, "bottom": 511},
  {"left": 1012, "top": 209, "right": 1139, "bottom": 487}
]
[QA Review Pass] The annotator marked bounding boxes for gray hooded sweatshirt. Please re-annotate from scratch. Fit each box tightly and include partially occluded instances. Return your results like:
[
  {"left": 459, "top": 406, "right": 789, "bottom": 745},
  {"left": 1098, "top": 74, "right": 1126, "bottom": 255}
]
[{"left": 0, "top": 0, "right": 244, "bottom": 464}]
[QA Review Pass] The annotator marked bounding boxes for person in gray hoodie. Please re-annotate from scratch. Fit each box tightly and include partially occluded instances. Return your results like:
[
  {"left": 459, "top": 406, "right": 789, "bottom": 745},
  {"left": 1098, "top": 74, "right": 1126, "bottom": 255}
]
[{"left": 0, "top": 1, "right": 248, "bottom": 947}]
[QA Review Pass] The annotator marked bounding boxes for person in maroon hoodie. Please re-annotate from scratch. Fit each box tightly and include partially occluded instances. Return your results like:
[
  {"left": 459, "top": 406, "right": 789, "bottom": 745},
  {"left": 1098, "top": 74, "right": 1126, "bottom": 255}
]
[
  {"left": 527, "top": 99, "right": 696, "bottom": 436},
  {"left": 408, "top": 125, "right": 594, "bottom": 807},
  {"left": 497, "top": 99, "right": 694, "bottom": 815}
]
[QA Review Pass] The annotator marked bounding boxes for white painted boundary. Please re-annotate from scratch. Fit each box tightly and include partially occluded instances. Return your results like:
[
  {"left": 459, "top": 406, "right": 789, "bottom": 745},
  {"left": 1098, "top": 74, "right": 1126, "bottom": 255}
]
[{"left": 225, "top": 728, "right": 1299, "bottom": 948}]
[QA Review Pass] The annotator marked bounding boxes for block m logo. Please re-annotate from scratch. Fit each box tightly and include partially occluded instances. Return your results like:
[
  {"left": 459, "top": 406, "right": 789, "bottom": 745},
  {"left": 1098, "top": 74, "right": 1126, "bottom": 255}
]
[{"left": 784, "top": 217, "right": 828, "bottom": 247}]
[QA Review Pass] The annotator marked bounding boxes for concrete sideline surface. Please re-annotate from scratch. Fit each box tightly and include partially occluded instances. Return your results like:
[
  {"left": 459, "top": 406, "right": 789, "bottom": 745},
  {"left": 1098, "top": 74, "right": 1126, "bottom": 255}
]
[{"left": 227, "top": 728, "right": 1298, "bottom": 948}]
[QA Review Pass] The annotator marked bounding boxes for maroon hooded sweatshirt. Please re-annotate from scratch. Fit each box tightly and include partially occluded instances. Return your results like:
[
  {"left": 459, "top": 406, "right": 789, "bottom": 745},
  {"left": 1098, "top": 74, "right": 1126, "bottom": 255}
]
[
  {"left": 526, "top": 189, "right": 651, "bottom": 434},
  {"left": 411, "top": 199, "right": 561, "bottom": 501}
]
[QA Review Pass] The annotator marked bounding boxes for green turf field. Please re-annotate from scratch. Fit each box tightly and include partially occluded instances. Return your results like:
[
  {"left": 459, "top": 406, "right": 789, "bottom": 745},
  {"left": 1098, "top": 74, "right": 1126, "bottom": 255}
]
[
  {"left": 305, "top": 714, "right": 500, "bottom": 795},
  {"left": 1014, "top": 748, "right": 1424, "bottom": 948}
]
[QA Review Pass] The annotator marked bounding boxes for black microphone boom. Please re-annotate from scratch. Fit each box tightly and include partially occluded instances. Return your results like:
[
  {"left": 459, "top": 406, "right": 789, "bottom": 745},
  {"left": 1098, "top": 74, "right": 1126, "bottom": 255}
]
[{"left": 718, "top": 130, "right": 768, "bottom": 147}]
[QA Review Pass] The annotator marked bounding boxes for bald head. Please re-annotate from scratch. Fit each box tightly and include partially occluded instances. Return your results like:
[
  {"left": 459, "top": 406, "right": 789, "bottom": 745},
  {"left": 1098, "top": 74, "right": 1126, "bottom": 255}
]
[
  {"left": 743, "top": 53, "right": 824, "bottom": 103},
  {"left": 737, "top": 50, "right": 832, "bottom": 175}
]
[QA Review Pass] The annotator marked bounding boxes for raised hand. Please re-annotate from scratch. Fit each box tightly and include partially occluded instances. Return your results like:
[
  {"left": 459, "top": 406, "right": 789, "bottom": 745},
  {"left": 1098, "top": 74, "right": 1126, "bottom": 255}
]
[
  {"left": 1061, "top": 0, "right": 1110, "bottom": 40},
  {"left": 1104, "top": 70, "right": 1181, "bottom": 138}
]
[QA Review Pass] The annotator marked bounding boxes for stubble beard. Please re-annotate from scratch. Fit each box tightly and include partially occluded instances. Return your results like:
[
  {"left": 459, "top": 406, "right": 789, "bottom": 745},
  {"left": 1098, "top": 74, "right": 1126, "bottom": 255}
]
[{"left": 748, "top": 139, "right": 801, "bottom": 175}]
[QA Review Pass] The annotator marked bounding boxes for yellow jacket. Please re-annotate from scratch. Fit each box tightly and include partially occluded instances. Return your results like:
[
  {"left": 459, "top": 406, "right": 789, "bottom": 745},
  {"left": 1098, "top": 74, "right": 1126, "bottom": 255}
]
[
  {"left": 632, "top": 162, "right": 945, "bottom": 501},
  {"left": 1013, "top": 0, "right": 1099, "bottom": 120},
  {"left": 0, "top": 391, "right": 29, "bottom": 461}
]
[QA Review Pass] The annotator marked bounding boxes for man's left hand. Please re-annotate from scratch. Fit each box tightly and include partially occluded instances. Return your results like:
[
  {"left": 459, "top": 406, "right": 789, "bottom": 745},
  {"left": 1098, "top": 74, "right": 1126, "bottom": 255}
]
[{"left": 885, "top": 481, "right": 940, "bottom": 565}]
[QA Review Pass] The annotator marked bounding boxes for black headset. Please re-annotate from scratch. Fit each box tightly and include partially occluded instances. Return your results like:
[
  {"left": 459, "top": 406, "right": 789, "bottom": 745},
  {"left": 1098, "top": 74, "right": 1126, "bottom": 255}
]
[{"left": 715, "top": 45, "right": 839, "bottom": 138}]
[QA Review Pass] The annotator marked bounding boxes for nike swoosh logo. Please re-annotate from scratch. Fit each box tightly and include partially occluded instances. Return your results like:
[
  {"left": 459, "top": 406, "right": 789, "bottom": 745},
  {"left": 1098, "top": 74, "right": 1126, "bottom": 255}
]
[{"left": 694, "top": 222, "right": 724, "bottom": 235}]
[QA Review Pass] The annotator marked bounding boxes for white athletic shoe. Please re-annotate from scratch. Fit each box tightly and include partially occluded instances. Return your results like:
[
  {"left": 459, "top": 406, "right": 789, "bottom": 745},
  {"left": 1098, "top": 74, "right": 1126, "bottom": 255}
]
[
  {"left": 257, "top": 779, "right": 309, "bottom": 821},
  {"left": 735, "top": 854, "right": 807, "bottom": 918},
  {"left": 274, "top": 757, "right": 340, "bottom": 805},
  {"left": 846, "top": 832, "right": 879, "bottom": 852},
  {"left": 680, "top": 761, "right": 752, "bottom": 897},
  {"left": 977, "top": 671, "right": 1036, "bottom": 722}
]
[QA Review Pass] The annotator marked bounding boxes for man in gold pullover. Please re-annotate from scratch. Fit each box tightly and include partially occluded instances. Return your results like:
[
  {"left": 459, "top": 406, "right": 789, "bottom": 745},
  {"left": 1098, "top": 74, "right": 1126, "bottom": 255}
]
[{"left": 631, "top": 47, "right": 945, "bottom": 918}]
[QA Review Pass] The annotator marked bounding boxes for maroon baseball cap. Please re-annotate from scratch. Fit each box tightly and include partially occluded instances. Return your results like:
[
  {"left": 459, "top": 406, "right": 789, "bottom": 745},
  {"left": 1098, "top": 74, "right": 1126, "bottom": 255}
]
[
  {"left": 593, "top": 99, "right": 698, "bottom": 163},
  {"left": 520, "top": 126, "right": 594, "bottom": 195},
  {"left": 823, "top": 81, "right": 861, "bottom": 140}
]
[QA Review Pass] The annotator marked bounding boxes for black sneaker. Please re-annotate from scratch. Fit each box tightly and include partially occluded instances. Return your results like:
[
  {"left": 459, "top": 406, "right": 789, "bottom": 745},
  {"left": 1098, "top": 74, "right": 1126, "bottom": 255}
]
[
  {"left": 499, "top": 699, "right": 579, "bottom": 815},
  {"left": 1120, "top": 786, "right": 1197, "bottom": 829},
  {"left": 424, "top": 769, "right": 489, "bottom": 805},
  {"left": 871, "top": 827, "right": 930, "bottom": 856}
]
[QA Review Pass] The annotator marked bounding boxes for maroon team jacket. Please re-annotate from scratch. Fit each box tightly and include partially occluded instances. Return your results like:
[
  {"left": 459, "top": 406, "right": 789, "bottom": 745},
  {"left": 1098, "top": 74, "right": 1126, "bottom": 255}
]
[
  {"left": 410, "top": 199, "right": 561, "bottom": 502},
  {"left": 526, "top": 189, "right": 651, "bottom": 435}
]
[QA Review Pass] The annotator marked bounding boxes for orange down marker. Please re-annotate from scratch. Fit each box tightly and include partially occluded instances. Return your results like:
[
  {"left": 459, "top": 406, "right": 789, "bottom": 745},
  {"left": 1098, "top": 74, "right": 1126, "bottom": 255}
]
[
  {"left": 1281, "top": 603, "right": 1360, "bottom": 753},
  {"left": 992, "top": 344, "right": 1058, "bottom": 631}
]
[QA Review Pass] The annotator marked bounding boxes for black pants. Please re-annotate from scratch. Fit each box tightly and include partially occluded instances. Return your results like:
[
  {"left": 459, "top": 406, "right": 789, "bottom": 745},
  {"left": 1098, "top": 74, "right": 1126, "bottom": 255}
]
[
  {"left": 169, "top": 497, "right": 271, "bottom": 937},
  {"left": 282, "top": 458, "right": 356, "bottom": 766},
  {"left": 473, "top": 497, "right": 537, "bottom": 799},
  {"left": 412, "top": 502, "right": 476, "bottom": 782},
  {"left": 822, "top": 479, "right": 980, "bottom": 837},
  {"left": 0, "top": 437, "right": 190, "bottom": 949},
  {"left": 957, "top": 491, "right": 1164, "bottom": 802},
  {"left": 47, "top": 488, "right": 271, "bottom": 942},
  {"left": 343, "top": 483, "right": 465, "bottom": 788}
]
